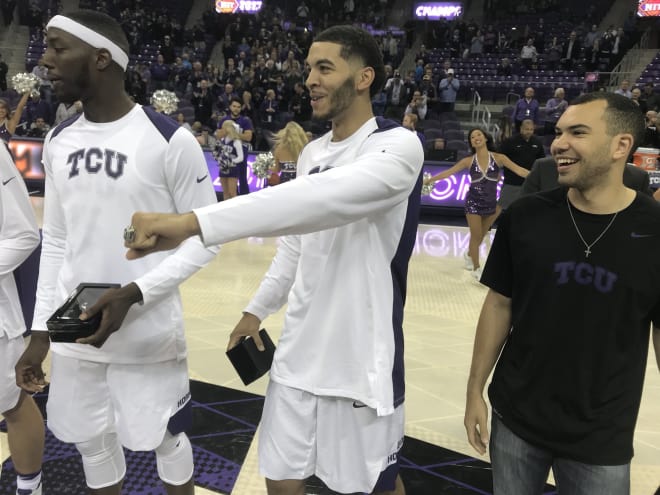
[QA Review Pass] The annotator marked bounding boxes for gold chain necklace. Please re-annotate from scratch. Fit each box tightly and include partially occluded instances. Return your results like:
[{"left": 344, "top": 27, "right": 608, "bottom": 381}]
[{"left": 566, "top": 196, "right": 618, "bottom": 258}]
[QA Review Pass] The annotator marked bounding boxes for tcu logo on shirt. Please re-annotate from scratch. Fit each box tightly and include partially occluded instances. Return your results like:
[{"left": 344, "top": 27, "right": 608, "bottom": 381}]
[{"left": 67, "top": 148, "right": 128, "bottom": 179}]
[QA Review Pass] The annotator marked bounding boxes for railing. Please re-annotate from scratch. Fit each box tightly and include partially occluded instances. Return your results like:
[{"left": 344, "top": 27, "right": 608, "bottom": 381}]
[
  {"left": 608, "top": 28, "right": 653, "bottom": 91},
  {"left": 470, "top": 90, "right": 493, "bottom": 133},
  {"left": 471, "top": 90, "right": 482, "bottom": 124}
]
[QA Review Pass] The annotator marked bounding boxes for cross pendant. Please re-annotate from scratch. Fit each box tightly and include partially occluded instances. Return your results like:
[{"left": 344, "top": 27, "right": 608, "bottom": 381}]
[{"left": 584, "top": 247, "right": 591, "bottom": 257}]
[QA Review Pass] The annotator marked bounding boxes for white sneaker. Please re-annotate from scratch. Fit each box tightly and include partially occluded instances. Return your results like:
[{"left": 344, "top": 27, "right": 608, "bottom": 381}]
[
  {"left": 472, "top": 267, "right": 482, "bottom": 281},
  {"left": 463, "top": 252, "right": 474, "bottom": 270},
  {"left": 17, "top": 482, "right": 41, "bottom": 495}
]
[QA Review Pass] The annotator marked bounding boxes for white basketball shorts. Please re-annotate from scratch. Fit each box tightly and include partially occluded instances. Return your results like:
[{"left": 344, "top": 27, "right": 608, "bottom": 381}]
[
  {"left": 258, "top": 380, "right": 405, "bottom": 494},
  {"left": 47, "top": 353, "right": 191, "bottom": 451},
  {"left": 0, "top": 336, "right": 26, "bottom": 413}
]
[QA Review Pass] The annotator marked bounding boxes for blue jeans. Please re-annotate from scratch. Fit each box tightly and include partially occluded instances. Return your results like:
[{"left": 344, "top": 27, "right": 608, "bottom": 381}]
[{"left": 490, "top": 415, "right": 630, "bottom": 495}]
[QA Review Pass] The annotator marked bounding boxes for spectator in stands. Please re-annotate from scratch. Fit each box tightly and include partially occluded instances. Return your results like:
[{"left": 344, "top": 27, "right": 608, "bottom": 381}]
[
  {"left": 544, "top": 87, "right": 569, "bottom": 135},
  {"left": 615, "top": 80, "right": 632, "bottom": 99},
  {"left": 0, "top": 52, "right": 7, "bottom": 91},
  {"left": 483, "top": 25, "right": 497, "bottom": 54},
  {"left": 191, "top": 21, "right": 206, "bottom": 52},
  {"left": 496, "top": 31, "right": 511, "bottom": 53},
  {"left": 241, "top": 90, "right": 257, "bottom": 125},
  {"left": 640, "top": 83, "right": 659, "bottom": 113},
  {"left": 405, "top": 90, "right": 428, "bottom": 121},
  {"left": 631, "top": 87, "right": 643, "bottom": 111},
  {"left": 191, "top": 78, "right": 214, "bottom": 128},
  {"left": 496, "top": 57, "right": 513, "bottom": 77},
  {"left": 24, "top": 92, "right": 51, "bottom": 128},
  {"left": 149, "top": 54, "right": 171, "bottom": 92},
  {"left": 217, "top": 83, "right": 237, "bottom": 115},
  {"left": 520, "top": 38, "right": 537, "bottom": 69},
  {"left": 0, "top": 94, "right": 28, "bottom": 142},
  {"left": 259, "top": 88, "right": 280, "bottom": 131},
  {"left": 437, "top": 59, "right": 453, "bottom": 81},
  {"left": 383, "top": 32, "right": 399, "bottom": 65},
  {"left": 290, "top": 82, "right": 311, "bottom": 128},
  {"left": 610, "top": 27, "right": 629, "bottom": 66},
  {"left": 513, "top": 87, "right": 540, "bottom": 133},
  {"left": 642, "top": 110, "right": 659, "bottom": 148},
  {"left": 31, "top": 58, "right": 52, "bottom": 107},
  {"left": 498, "top": 119, "right": 545, "bottom": 209},
  {"left": 560, "top": 31, "right": 581, "bottom": 70},
  {"left": 584, "top": 24, "right": 600, "bottom": 50},
  {"left": 219, "top": 96, "right": 254, "bottom": 195},
  {"left": 384, "top": 70, "right": 406, "bottom": 120},
  {"left": 53, "top": 100, "right": 82, "bottom": 126},
  {"left": 1, "top": 0, "right": 16, "bottom": 26},
  {"left": 402, "top": 113, "right": 425, "bottom": 148},
  {"left": 171, "top": 57, "right": 191, "bottom": 95},
  {"left": 175, "top": 113, "right": 192, "bottom": 133},
  {"left": 159, "top": 35, "right": 175, "bottom": 64},
  {"left": 470, "top": 30, "right": 484, "bottom": 59},
  {"left": 219, "top": 58, "right": 237, "bottom": 85},
  {"left": 417, "top": 72, "right": 437, "bottom": 107},
  {"left": 543, "top": 37, "right": 560, "bottom": 71},
  {"left": 126, "top": 69, "right": 148, "bottom": 105},
  {"left": 438, "top": 69, "right": 459, "bottom": 114},
  {"left": 26, "top": 116, "right": 50, "bottom": 138},
  {"left": 413, "top": 59, "right": 424, "bottom": 85}
]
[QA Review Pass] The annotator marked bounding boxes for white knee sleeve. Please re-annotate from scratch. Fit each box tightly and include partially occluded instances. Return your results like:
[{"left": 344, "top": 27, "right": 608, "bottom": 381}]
[
  {"left": 75, "top": 433, "right": 126, "bottom": 489},
  {"left": 155, "top": 431, "right": 194, "bottom": 486}
]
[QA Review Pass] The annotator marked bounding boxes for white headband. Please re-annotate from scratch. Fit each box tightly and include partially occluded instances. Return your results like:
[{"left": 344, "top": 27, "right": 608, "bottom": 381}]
[{"left": 46, "top": 15, "right": 129, "bottom": 71}]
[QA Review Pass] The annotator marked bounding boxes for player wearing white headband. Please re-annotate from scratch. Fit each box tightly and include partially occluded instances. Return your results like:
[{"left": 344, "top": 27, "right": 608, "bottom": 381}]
[{"left": 15, "top": 10, "right": 219, "bottom": 495}]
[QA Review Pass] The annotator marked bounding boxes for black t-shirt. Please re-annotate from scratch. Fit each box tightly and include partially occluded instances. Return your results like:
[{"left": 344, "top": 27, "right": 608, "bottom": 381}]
[
  {"left": 499, "top": 135, "right": 545, "bottom": 186},
  {"left": 482, "top": 188, "right": 660, "bottom": 465}
]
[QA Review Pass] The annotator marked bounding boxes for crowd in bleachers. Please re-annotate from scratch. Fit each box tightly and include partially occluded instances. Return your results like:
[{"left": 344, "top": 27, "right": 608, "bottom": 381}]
[{"left": 0, "top": 0, "right": 658, "bottom": 155}]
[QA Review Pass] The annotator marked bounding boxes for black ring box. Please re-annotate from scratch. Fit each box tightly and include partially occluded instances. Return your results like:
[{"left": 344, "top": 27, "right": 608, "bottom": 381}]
[
  {"left": 46, "top": 283, "right": 120, "bottom": 343},
  {"left": 226, "top": 329, "right": 276, "bottom": 385}
]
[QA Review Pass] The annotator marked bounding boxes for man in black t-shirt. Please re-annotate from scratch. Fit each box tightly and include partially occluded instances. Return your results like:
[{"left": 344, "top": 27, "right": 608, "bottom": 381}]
[
  {"left": 465, "top": 92, "right": 660, "bottom": 495},
  {"left": 498, "top": 119, "right": 545, "bottom": 208}
]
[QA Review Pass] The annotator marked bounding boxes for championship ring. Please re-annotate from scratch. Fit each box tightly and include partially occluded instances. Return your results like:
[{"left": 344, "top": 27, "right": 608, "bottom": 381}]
[{"left": 123, "top": 225, "right": 136, "bottom": 243}]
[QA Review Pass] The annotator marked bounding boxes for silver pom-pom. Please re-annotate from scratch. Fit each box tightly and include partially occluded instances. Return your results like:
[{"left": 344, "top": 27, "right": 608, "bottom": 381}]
[
  {"left": 252, "top": 152, "right": 274, "bottom": 179},
  {"left": 421, "top": 172, "right": 435, "bottom": 196},
  {"left": 11, "top": 73, "right": 40, "bottom": 97},
  {"left": 151, "top": 90, "right": 179, "bottom": 114}
]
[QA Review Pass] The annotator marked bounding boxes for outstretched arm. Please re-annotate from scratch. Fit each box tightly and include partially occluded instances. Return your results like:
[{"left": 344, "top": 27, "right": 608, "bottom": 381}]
[
  {"left": 427, "top": 156, "right": 471, "bottom": 183},
  {"left": 6, "top": 92, "right": 30, "bottom": 135},
  {"left": 495, "top": 152, "right": 529, "bottom": 178}
]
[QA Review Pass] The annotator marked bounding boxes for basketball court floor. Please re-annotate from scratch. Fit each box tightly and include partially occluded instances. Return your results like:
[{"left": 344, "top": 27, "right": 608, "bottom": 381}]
[{"left": 1, "top": 200, "right": 658, "bottom": 494}]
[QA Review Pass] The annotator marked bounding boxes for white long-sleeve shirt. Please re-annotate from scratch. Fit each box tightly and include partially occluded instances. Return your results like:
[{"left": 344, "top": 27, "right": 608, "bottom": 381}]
[
  {"left": 195, "top": 117, "right": 424, "bottom": 414},
  {"left": 33, "top": 105, "right": 219, "bottom": 363},
  {"left": 0, "top": 144, "right": 40, "bottom": 339}
]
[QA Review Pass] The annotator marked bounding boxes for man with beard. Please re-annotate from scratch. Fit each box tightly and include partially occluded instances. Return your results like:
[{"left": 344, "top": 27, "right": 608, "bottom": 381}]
[
  {"left": 121, "top": 25, "right": 424, "bottom": 495},
  {"left": 465, "top": 92, "right": 660, "bottom": 494},
  {"left": 218, "top": 96, "right": 253, "bottom": 195},
  {"left": 14, "top": 10, "right": 219, "bottom": 495}
]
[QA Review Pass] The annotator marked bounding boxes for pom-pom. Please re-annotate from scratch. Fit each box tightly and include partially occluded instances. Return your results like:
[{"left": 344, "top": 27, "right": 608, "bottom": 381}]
[
  {"left": 252, "top": 152, "right": 274, "bottom": 179},
  {"left": 11, "top": 73, "right": 40, "bottom": 97},
  {"left": 151, "top": 90, "right": 179, "bottom": 114},
  {"left": 421, "top": 172, "right": 435, "bottom": 196}
]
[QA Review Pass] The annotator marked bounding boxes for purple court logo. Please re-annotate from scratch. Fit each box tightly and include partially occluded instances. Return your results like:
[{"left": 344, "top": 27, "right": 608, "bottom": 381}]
[{"left": 413, "top": 2, "right": 463, "bottom": 20}]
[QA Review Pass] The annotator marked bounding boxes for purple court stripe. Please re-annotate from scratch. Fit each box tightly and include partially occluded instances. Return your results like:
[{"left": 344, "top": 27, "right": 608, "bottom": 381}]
[{"left": 191, "top": 401, "right": 259, "bottom": 429}]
